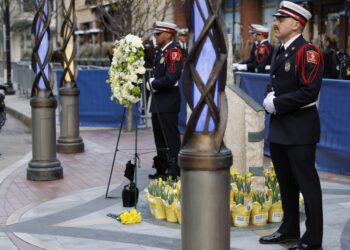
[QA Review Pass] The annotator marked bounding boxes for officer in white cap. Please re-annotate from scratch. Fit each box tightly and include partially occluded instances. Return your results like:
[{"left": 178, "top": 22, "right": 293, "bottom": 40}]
[
  {"left": 260, "top": 2, "right": 323, "bottom": 250},
  {"left": 233, "top": 24, "right": 274, "bottom": 73},
  {"left": 177, "top": 28, "right": 189, "bottom": 60},
  {"left": 148, "top": 21, "right": 183, "bottom": 180}
]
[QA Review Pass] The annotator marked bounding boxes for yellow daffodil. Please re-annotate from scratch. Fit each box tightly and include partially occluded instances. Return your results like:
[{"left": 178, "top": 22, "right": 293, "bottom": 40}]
[
  {"left": 158, "top": 177, "right": 163, "bottom": 187},
  {"left": 264, "top": 169, "right": 270, "bottom": 175},
  {"left": 117, "top": 208, "right": 142, "bottom": 224},
  {"left": 230, "top": 168, "right": 238, "bottom": 176}
]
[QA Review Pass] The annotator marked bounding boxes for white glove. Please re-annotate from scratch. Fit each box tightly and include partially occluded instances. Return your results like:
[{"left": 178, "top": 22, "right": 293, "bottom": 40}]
[
  {"left": 265, "top": 65, "right": 271, "bottom": 71},
  {"left": 236, "top": 64, "right": 247, "bottom": 71},
  {"left": 146, "top": 78, "right": 155, "bottom": 92},
  {"left": 232, "top": 63, "right": 239, "bottom": 70},
  {"left": 263, "top": 91, "right": 276, "bottom": 114}
]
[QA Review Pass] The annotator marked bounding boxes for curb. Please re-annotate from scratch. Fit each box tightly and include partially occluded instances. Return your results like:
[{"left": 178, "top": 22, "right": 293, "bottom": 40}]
[{"left": 5, "top": 106, "right": 31, "bottom": 128}]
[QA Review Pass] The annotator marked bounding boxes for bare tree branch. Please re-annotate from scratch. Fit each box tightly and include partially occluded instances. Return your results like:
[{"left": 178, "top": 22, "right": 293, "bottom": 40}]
[{"left": 89, "top": 0, "right": 183, "bottom": 40}]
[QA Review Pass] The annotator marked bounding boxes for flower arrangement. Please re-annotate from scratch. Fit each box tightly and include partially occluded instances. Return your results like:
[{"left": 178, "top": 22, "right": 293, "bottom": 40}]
[
  {"left": 264, "top": 163, "right": 281, "bottom": 203},
  {"left": 145, "top": 163, "right": 304, "bottom": 227},
  {"left": 145, "top": 177, "right": 181, "bottom": 223},
  {"left": 252, "top": 191, "right": 266, "bottom": 206},
  {"left": 117, "top": 208, "right": 142, "bottom": 224},
  {"left": 107, "top": 34, "right": 146, "bottom": 107}
]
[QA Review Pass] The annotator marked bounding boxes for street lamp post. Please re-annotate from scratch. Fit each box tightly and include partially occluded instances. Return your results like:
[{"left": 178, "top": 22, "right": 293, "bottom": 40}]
[
  {"left": 179, "top": 0, "right": 233, "bottom": 249},
  {"left": 27, "top": 0, "right": 63, "bottom": 181},
  {"left": 1, "top": 0, "right": 15, "bottom": 95},
  {"left": 56, "top": 0, "right": 84, "bottom": 153}
]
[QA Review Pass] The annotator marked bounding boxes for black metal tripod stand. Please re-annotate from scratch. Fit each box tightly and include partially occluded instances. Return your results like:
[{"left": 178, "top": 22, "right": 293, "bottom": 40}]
[
  {"left": 105, "top": 108, "right": 140, "bottom": 207},
  {"left": 105, "top": 79, "right": 172, "bottom": 208}
]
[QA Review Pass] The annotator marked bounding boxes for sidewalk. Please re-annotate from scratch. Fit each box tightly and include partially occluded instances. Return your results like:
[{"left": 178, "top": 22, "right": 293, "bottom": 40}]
[{"left": 0, "top": 94, "right": 349, "bottom": 250}]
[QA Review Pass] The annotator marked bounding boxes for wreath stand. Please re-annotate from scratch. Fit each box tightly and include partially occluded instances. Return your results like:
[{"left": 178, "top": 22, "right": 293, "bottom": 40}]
[
  {"left": 104, "top": 79, "right": 171, "bottom": 209},
  {"left": 105, "top": 107, "right": 140, "bottom": 208}
]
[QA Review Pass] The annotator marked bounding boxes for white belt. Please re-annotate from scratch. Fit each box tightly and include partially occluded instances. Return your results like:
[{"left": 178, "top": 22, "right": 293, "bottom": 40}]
[{"left": 301, "top": 101, "right": 317, "bottom": 109}]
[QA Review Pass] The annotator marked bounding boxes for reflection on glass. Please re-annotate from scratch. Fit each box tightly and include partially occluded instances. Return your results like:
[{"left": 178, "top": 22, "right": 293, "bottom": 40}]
[
  {"left": 193, "top": 1, "right": 218, "bottom": 132},
  {"left": 35, "top": 0, "right": 49, "bottom": 90}
]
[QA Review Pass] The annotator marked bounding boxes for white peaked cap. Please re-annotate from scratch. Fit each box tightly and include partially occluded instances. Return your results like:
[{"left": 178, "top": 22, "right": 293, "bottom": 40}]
[
  {"left": 177, "top": 28, "right": 189, "bottom": 35},
  {"left": 249, "top": 24, "right": 269, "bottom": 35},
  {"left": 273, "top": 1, "right": 312, "bottom": 25},
  {"left": 153, "top": 21, "right": 177, "bottom": 34}
]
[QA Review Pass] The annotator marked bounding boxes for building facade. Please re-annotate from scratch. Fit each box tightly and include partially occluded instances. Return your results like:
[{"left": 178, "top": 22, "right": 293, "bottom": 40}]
[
  {"left": 220, "top": 0, "right": 350, "bottom": 60},
  {"left": 2, "top": 0, "right": 349, "bottom": 63}
]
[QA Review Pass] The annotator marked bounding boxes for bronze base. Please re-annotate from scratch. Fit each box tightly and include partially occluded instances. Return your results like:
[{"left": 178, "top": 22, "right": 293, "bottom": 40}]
[
  {"left": 57, "top": 136, "right": 84, "bottom": 153},
  {"left": 27, "top": 159, "right": 63, "bottom": 181}
]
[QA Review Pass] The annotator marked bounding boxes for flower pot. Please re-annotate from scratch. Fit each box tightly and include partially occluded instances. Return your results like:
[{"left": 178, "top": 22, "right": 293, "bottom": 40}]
[
  {"left": 268, "top": 201, "right": 284, "bottom": 223},
  {"left": 152, "top": 197, "right": 166, "bottom": 220},
  {"left": 231, "top": 204, "right": 250, "bottom": 227},
  {"left": 163, "top": 201, "right": 178, "bottom": 223},
  {"left": 144, "top": 193, "right": 155, "bottom": 216},
  {"left": 251, "top": 202, "right": 267, "bottom": 226},
  {"left": 175, "top": 201, "right": 181, "bottom": 224}
]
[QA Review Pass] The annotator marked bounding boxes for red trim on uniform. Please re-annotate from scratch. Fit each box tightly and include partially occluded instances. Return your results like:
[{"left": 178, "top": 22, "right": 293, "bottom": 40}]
[
  {"left": 278, "top": 8, "right": 307, "bottom": 25},
  {"left": 154, "top": 26, "right": 176, "bottom": 34},
  {"left": 164, "top": 48, "right": 183, "bottom": 73},
  {"left": 257, "top": 31, "right": 269, "bottom": 36},
  {"left": 296, "top": 44, "right": 323, "bottom": 84},
  {"left": 256, "top": 44, "right": 270, "bottom": 64}
]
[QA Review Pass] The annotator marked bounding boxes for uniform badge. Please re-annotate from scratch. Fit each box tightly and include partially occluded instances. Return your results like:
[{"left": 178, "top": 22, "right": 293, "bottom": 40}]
[
  {"left": 160, "top": 57, "right": 164, "bottom": 64},
  {"left": 171, "top": 51, "right": 181, "bottom": 61},
  {"left": 285, "top": 61, "right": 291, "bottom": 72},
  {"left": 307, "top": 50, "right": 318, "bottom": 64},
  {"left": 259, "top": 47, "right": 265, "bottom": 54}
]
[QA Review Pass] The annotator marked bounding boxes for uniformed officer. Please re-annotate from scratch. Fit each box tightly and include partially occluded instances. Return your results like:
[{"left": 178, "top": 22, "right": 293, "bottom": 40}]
[
  {"left": 233, "top": 24, "right": 274, "bottom": 73},
  {"left": 260, "top": 2, "right": 323, "bottom": 250},
  {"left": 148, "top": 21, "right": 183, "bottom": 180},
  {"left": 323, "top": 36, "right": 340, "bottom": 79},
  {"left": 176, "top": 28, "right": 189, "bottom": 61}
]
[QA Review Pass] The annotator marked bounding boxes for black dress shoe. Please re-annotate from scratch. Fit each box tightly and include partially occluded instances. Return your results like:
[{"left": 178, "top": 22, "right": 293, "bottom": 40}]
[
  {"left": 288, "top": 243, "right": 322, "bottom": 250},
  {"left": 148, "top": 172, "right": 163, "bottom": 179},
  {"left": 259, "top": 232, "right": 299, "bottom": 244}
]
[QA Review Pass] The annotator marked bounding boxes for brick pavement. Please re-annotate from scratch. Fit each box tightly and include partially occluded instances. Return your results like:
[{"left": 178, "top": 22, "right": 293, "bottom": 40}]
[
  {"left": 0, "top": 128, "right": 155, "bottom": 223},
  {"left": 1, "top": 94, "right": 349, "bottom": 249},
  {"left": 0, "top": 126, "right": 157, "bottom": 249}
]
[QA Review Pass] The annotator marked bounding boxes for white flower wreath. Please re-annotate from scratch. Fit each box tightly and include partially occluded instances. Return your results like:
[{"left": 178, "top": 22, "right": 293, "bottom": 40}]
[{"left": 107, "top": 34, "right": 146, "bottom": 107}]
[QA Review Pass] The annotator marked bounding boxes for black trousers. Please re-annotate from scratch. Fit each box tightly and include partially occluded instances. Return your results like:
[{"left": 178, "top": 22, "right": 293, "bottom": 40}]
[
  {"left": 151, "top": 112, "right": 181, "bottom": 175},
  {"left": 270, "top": 143, "right": 323, "bottom": 245}
]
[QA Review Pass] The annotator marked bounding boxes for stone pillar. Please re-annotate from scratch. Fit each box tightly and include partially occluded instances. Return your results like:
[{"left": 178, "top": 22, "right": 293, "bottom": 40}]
[
  {"left": 27, "top": 0, "right": 63, "bottom": 181},
  {"left": 57, "top": 0, "right": 84, "bottom": 153},
  {"left": 28, "top": 94, "right": 63, "bottom": 180},
  {"left": 180, "top": 1, "right": 232, "bottom": 249}
]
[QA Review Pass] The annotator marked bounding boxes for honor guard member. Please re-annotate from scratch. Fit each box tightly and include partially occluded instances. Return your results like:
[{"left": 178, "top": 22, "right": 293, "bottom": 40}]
[
  {"left": 233, "top": 24, "right": 274, "bottom": 73},
  {"left": 260, "top": 2, "right": 324, "bottom": 250},
  {"left": 177, "top": 28, "right": 189, "bottom": 61},
  {"left": 148, "top": 21, "right": 183, "bottom": 180},
  {"left": 323, "top": 36, "right": 340, "bottom": 79}
]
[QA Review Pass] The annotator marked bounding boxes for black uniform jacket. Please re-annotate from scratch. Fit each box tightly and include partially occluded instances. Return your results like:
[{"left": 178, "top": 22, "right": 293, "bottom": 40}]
[
  {"left": 177, "top": 41, "right": 188, "bottom": 61},
  {"left": 268, "top": 35, "right": 323, "bottom": 145},
  {"left": 150, "top": 42, "right": 183, "bottom": 113},
  {"left": 242, "top": 41, "right": 274, "bottom": 73},
  {"left": 255, "top": 40, "right": 274, "bottom": 73},
  {"left": 241, "top": 42, "right": 257, "bottom": 72}
]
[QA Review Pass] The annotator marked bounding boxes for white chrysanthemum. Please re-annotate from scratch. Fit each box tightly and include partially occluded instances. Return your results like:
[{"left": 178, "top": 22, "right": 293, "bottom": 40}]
[
  {"left": 125, "top": 34, "right": 144, "bottom": 48},
  {"left": 107, "top": 34, "right": 145, "bottom": 107}
]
